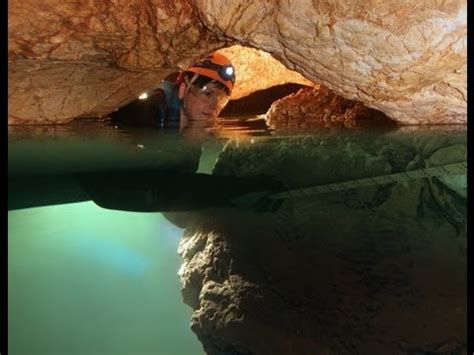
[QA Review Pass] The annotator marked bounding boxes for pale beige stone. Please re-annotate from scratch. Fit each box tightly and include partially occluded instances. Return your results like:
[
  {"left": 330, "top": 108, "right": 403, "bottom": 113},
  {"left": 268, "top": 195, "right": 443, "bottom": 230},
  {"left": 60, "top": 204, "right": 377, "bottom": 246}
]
[
  {"left": 8, "top": 0, "right": 467, "bottom": 125},
  {"left": 195, "top": 0, "right": 467, "bottom": 124},
  {"left": 8, "top": 0, "right": 222, "bottom": 70},
  {"left": 217, "top": 46, "right": 315, "bottom": 100},
  {"left": 8, "top": 60, "right": 172, "bottom": 125}
]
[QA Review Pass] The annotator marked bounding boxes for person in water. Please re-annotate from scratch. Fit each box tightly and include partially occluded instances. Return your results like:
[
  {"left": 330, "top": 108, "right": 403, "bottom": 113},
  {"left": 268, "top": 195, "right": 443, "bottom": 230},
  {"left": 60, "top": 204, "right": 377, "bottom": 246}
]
[
  {"left": 111, "top": 51, "right": 235, "bottom": 132},
  {"left": 9, "top": 52, "right": 287, "bottom": 213},
  {"left": 81, "top": 52, "right": 285, "bottom": 213}
]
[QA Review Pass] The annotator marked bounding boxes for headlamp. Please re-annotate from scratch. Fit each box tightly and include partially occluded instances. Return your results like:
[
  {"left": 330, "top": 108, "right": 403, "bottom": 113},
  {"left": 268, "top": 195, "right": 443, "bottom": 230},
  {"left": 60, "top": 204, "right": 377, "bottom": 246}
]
[
  {"left": 220, "top": 66, "right": 234, "bottom": 81},
  {"left": 193, "top": 60, "right": 235, "bottom": 83}
]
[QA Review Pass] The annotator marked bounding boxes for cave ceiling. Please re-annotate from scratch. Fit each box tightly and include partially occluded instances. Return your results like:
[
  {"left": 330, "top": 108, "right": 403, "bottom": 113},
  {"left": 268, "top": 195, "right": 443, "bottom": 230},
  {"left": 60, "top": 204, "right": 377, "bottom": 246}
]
[{"left": 8, "top": 0, "right": 466, "bottom": 125}]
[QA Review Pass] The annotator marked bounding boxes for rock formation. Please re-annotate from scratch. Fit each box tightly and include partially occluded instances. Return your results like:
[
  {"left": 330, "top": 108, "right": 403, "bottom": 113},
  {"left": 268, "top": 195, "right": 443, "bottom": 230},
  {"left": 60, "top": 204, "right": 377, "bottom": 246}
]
[
  {"left": 8, "top": 0, "right": 466, "bottom": 125},
  {"left": 265, "top": 86, "right": 397, "bottom": 129},
  {"left": 175, "top": 128, "right": 467, "bottom": 354},
  {"left": 196, "top": 0, "right": 467, "bottom": 125},
  {"left": 218, "top": 46, "right": 315, "bottom": 100},
  {"left": 8, "top": 1, "right": 312, "bottom": 124},
  {"left": 8, "top": 61, "right": 173, "bottom": 125},
  {"left": 8, "top": 0, "right": 222, "bottom": 124}
]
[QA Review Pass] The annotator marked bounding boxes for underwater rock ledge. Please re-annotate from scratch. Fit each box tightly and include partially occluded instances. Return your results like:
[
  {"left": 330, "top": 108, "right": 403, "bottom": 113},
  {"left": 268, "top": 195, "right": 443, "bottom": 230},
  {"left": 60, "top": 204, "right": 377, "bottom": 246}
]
[{"left": 176, "top": 131, "right": 466, "bottom": 354}]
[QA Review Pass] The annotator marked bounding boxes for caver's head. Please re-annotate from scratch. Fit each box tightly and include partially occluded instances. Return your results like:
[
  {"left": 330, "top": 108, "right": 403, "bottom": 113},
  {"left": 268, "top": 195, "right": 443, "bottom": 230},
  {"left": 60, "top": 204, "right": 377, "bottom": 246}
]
[{"left": 176, "top": 52, "right": 235, "bottom": 125}]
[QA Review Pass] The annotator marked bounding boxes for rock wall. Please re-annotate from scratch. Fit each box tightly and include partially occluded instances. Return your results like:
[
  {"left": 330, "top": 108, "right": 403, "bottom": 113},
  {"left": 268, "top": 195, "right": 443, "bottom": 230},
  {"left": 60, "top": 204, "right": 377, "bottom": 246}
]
[
  {"left": 220, "top": 83, "right": 309, "bottom": 117},
  {"left": 8, "top": 0, "right": 221, "bottom": 69},
  {"left": 8, "top": 60, "right": 174, "bottom": 124}
]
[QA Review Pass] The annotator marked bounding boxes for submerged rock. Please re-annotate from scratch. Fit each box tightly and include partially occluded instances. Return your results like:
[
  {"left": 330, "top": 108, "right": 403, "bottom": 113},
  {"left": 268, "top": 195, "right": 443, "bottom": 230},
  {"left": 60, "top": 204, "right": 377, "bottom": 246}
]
[{"left": 175, "top": 128, "right": 467, "bottom": 354}]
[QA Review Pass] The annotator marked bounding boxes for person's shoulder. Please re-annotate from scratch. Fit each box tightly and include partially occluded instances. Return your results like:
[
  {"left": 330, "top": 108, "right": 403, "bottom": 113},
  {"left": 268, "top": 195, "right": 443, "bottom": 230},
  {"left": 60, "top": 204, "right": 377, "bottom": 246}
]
[
  {"left": 158, "top": 72, "right": 179, "bottom": 93},
  {"left": 158, "top": 80, "right": 173, "bottom": 91}
]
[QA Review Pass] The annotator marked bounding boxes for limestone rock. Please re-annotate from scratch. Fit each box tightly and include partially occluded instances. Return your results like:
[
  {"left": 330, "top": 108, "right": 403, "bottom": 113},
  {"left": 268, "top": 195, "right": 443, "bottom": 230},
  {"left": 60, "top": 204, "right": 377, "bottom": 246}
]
[
  {"left": 177, "top": 129, "right": 467, "bottom": 354},
  {"left": 8, "top": 60, "right": 173, "bottom": 125},
  {"left": 217, "top": 46, "right": 315, "bottom": 100},
  {"left": 220, "top": 83, "right": 310, "bottom": 117},
  {"left": 8, "top": 1, "right": 314, "bottom": 124},
  {"left": 196, "top": 0, "right": 467, "bottom": 124},
  {"left": 265, "top": 86, "right": 396, "bottom": 129},
  {"left": 8, "top": 0, "right": 224, "bottom": 124},
  {"left": 8, "top": 0, "right": 222, "bottom": 70},
  {"left": 9, "top": 0, "right": 466, "bottom": 125}
]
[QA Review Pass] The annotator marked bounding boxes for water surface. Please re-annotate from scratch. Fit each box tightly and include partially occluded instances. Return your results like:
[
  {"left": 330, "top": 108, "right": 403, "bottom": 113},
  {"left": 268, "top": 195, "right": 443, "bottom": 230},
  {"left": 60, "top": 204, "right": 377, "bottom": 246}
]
[{"left": 8, "top": 119, "right": 467, "bottom": 354}]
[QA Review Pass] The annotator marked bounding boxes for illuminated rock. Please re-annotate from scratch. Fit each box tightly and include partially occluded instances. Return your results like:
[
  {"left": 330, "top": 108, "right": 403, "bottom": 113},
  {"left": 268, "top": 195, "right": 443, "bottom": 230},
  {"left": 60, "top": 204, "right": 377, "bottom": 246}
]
[
  {"left": 217, "top": 46, "right": 314, "bottom": 100},
  {"left": 8, "top": 0, "right": 466, "bottom": 124},
  {"left": 196, "top": 0, "right": 466, "bottom": 124},
  {"left": 265, "top": 86, "right": 396, "bottom": 129}
]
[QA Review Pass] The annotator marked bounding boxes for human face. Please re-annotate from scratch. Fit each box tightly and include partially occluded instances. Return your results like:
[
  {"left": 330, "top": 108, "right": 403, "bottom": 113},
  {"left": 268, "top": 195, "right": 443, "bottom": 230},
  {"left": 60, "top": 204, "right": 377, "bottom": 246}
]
[{"left": 179, "top": 81, "right": 230, "bottom": 125}]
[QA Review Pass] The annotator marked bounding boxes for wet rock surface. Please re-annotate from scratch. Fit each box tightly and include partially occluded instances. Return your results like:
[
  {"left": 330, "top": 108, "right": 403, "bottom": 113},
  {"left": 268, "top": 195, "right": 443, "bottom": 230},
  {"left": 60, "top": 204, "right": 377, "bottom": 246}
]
[
  {"left": 8, "top": 0, "right": 220, "bottom": 69},
  {"left": 175, "top": 128, "right": 467, "bottom": 354}
]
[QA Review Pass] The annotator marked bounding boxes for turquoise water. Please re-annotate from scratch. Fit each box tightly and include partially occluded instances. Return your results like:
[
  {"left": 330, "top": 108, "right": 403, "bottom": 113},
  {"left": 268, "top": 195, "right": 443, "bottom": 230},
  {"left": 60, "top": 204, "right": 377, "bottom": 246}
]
[
  {"left": 8, "top": 121, "right": 467, "bottom": 354},
  {"left": 8, "top": 203, "right": 204, "bottom": 355},
  {"left": 7, "top": 121, "right": 228, "bottom": 355}
]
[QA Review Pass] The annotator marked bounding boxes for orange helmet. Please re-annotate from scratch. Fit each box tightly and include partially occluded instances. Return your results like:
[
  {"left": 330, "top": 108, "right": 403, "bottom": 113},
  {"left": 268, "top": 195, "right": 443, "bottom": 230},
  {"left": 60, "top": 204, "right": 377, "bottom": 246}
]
[{"left": 178, "top": 52, "right": 235, "bottom": 93}]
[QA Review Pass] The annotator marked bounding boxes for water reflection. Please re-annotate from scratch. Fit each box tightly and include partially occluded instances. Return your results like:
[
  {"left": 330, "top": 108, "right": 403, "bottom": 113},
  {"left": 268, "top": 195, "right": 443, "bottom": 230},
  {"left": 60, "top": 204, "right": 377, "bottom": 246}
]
[{"left": 8, "top": 121, "right": 467, "bottom": 354}]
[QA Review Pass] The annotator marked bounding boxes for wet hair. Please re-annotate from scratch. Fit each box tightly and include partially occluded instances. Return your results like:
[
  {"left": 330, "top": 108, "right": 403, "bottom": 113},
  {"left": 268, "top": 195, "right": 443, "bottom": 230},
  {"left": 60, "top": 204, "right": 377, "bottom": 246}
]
[{"left": 179, "top": 72, "right": 230, "bottom": 95}]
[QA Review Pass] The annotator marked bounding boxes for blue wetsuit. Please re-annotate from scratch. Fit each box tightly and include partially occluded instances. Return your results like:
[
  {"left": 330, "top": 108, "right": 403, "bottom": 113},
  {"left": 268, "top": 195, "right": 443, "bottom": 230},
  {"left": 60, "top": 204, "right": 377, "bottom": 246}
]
[{"left": 153, "top": 80, "right": 181, "bottom": 128}]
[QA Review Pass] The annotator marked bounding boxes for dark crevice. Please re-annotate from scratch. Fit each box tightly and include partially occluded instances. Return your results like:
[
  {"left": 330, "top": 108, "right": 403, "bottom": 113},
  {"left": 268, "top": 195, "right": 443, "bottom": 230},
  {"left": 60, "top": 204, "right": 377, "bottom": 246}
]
[{"left": 220, "top": 83, "right": 310, "bottom": 117}]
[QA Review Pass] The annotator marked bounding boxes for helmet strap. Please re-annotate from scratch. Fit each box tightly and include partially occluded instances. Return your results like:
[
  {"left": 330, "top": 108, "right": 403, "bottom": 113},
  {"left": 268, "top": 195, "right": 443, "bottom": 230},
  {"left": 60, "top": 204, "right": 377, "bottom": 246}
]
[
  {"left": 179, "top": 73, "right": 199, "bottom": 117},
  {"left": 185, "top": 73, "right": 199, "bottom": 89},
  {"left": 183, "top": 73, "right": 200, "bottom": 109}
]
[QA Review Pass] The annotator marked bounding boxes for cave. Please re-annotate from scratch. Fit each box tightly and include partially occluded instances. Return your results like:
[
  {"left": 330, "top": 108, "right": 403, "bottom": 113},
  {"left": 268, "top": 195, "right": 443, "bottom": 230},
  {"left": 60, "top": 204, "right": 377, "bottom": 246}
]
[{"left": 7, "top": 2, "right": 467, "bottom": 355}]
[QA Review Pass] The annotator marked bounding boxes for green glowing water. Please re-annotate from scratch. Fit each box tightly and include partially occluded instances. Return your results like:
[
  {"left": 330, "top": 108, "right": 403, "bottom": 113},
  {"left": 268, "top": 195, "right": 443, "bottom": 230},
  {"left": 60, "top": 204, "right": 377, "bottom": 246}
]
[
  {"left": 8, "top": 121, "right": 467, "bottom": 354},
  {"left": 8, "top": 202, "right": 204, "bottom": 355}
]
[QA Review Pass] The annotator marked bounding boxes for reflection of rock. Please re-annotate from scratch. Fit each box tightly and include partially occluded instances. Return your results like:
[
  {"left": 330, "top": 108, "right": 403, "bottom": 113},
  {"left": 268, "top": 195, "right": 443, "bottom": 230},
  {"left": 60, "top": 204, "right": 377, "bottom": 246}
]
[
  {"left": 177, "top": 128, "right": 467, "bottom": 354},
  {"left": 8, "top": 121, "right": 201, "bottom": 176},
  {"left": 426, "top": 144, "right": 467, "bottom": 198},
  {"left": 265, "top": 86, "right": 397, "bottom": 129}
]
